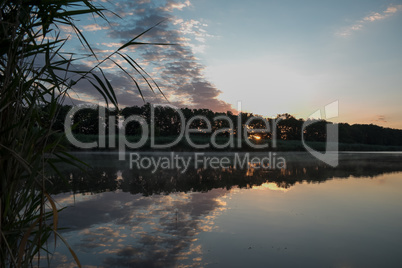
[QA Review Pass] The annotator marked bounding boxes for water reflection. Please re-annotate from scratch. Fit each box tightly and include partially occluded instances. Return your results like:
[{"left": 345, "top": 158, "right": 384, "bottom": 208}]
[
  {"left": 55, "top": 189, "right": 227, "bottom": 267},
  {"left": 49, "top": 152, "right": 402, "bottom": 267},
  {"left": 49, "top": 152, "right": 402, "bottom": 195}
]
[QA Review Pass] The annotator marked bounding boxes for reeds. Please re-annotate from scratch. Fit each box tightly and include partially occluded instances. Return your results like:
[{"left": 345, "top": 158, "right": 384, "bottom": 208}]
[{"left": 0, "top": 1, "right": 164, "bottom": 266}]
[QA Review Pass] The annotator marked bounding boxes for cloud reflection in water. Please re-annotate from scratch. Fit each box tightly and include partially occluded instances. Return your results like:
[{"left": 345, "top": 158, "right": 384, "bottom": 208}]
[{"left": 54, "top": 187, "right": 229, "bottom": 267}]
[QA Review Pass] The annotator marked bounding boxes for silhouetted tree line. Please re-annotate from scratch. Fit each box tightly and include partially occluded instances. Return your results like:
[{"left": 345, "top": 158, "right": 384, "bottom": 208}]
[{"left": 50, "top": 103, "right": 402, "bottom": 146}]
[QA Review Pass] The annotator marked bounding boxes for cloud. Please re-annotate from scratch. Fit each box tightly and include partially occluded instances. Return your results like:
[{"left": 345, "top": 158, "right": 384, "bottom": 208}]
[
  {"left": 82, "top": 23, "right": 110, "bottom": 32},
  {"left": 100, "top": 42, "right": 123, "bottom": 48},
  {"left": 336, "top": 5, "right": 402, "bottom": 37},
  {"left": 67, "top": 0, "right": 234, "bottom": 113},
  {"left": 372, "top": 115, "right": 387, "bottom": 123},
  {"left": 161, "top": 0, "right": 191, "bottom": 12},
  {"left": 363, "top": 5, "right": 401, "bottom": 22}
]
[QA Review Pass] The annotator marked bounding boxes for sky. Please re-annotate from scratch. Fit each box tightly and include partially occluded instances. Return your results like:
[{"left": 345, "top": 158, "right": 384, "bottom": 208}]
[{"left": 63, "top": 0, "right": 402, "bottom": 129}]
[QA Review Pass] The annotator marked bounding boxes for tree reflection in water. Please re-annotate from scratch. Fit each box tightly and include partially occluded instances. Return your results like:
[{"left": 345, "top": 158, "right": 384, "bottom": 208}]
[
  {"left": 49, "top": 152, "right": 402, "bottom": 195},
  {"left": 48, "top": 152, "right": 402, "bottom": 267}
]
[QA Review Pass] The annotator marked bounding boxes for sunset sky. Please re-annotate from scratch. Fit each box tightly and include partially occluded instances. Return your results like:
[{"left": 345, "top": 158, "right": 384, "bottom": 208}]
[{"left": 66, "top": 0, "right": 402, "bottom": 129}]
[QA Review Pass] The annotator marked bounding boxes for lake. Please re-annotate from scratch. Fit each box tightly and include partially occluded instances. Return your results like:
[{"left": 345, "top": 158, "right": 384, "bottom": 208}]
[{"left": 49, "top": 152, "right": 402, "bottom": 267}]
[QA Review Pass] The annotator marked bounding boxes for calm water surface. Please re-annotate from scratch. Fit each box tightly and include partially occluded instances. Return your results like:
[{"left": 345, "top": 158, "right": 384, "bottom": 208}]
[{"left": 50, "top": 152, "right": 402, "bottom": 267}]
